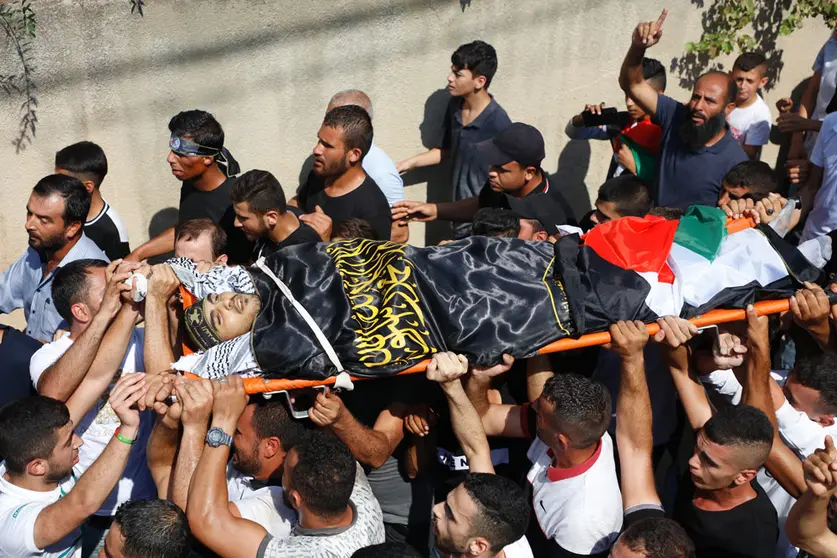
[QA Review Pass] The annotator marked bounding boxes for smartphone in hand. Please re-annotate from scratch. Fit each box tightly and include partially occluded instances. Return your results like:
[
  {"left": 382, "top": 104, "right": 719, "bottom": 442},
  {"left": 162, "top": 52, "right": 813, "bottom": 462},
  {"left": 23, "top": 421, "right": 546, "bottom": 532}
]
[{"left": 582, "top": 108, "right": 629, "bottom": 127}]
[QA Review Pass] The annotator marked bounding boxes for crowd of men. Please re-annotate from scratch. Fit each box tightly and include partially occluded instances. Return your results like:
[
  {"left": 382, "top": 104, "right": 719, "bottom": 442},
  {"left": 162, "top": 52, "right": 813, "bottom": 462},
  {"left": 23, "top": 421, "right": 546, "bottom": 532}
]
[{"left": 1, "top": 8, "right": 837, "bottom": 558}]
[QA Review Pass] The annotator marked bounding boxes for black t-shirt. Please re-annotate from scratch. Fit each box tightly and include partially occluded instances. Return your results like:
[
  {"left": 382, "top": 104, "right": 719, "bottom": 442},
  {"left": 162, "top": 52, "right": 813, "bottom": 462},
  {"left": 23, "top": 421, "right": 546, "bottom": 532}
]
[
  {"left": 84, "top": 201, "right": 130, "bottom": 260},
  {"left": 673, "top": 475, "right": 778, "bottom": 558},
  {"left": 0, "top": 327, "right": 42, "bottom": 409},
  {"left": 178, "top": 177, "right": 252, "bottom": 264},
  {"left": 253, "top": 207, "right": 322, "bottom": 259},
  {"left": 298, "top": 172, "right": 392, "bottom": 240}
]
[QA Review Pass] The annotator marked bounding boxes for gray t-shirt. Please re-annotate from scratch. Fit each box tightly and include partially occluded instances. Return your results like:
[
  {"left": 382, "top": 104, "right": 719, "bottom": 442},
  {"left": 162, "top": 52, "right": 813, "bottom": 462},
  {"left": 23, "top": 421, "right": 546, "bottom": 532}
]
[{"left": 257, "top": 465, "right": 385, "bottom": 558}]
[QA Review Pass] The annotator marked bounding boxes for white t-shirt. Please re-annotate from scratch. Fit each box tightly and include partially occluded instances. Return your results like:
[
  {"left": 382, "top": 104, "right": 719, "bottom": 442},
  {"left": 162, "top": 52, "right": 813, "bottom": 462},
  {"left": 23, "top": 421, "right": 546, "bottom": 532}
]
[
  {"left": 29, "top": 329, "right": 156, "bottom": 516},
  {"left": 502, "top": 536, "right": 534, "bottom": 558},
  {"left": 526, "top": 433, "right": 623, "bottom": 555},
  {"left": 0, "top": 463, "right": 80, "bottom": 558},
  {"left": 233, "top": 486, "right": 295, "bottom": 539},
  {"left": 802, "top": 112, "right": 837, "bottom": 242},
  {"left": 729, "top": 95, "right": 772, "bottom": 148}
]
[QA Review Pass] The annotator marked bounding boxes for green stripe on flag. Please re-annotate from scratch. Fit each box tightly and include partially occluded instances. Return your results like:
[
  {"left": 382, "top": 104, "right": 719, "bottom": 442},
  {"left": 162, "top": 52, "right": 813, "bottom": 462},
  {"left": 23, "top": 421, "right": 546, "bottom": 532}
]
[
  {"left": 674, "top": 206, "right": 727, "bottom": 261},
  {"left": 620, "top": 134, "right": 657, "bottom": 184}
]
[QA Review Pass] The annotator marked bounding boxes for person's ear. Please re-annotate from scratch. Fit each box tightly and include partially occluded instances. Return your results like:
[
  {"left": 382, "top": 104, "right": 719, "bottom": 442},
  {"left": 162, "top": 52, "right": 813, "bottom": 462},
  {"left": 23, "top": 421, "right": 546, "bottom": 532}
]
[
  {"left": 214, "top": 254, "right": 229, "bottom": 266},
  {"left": 534, "top": 230, "right": 549, "bottom": 242},
  {"left": 759, "top": 76, "right": 768, "bottom": 90},
  {"left": 817, "top": 414, "right": 835, "bottom": 428},
  {"left": 467, "top": 537, "right": 490, "bottom": 556},
  {"left": 82, "top": 180, "right": 96, "bottom": 194},
  {"left": 264, "top": 210, "right": 279, "bottom": 229},
  {"left": 70, "top": 302, "right": 90, "bottom": 324},
  {"left": 474, "top": 74, "right": 487, "bottom": 92},
  {"left": 201, "top": 156, "right": 214, "bottom": 168},
  {"left": 725, "top": 102, "right": 737, "bottom": 116},
  {"left": 347, "top": 147, "right": 362, "bottom": 165},
  {"left": 289, "top": 489, "right": 302, "bottom": 511},
  {"left": 734, "top": 469, "right": 757, "bottom": 486},
  {"left": 556, "top": 432, "right": 572, "bottom": 452},
  {"left": 27, "top": 458, "right": 47, "bottom": 477},
  {"left": 65, "top": 221, "right": 82, "bottom": 239},
  {"left": 524, "top": 165, "right": 537, "bottom": 182},
  {"left": 262, "top": 436, "right": 282, "bottom": 460}
]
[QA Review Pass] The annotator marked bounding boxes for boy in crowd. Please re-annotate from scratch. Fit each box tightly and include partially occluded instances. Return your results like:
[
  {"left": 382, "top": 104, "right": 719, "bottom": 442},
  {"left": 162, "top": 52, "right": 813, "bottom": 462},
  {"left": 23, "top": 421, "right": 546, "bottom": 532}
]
[
  {"left": 55, "top": 142, "right": 130, "bottom": 260},
  {"left": 566, "top": 58, "right": 666, "bottom": 183},
  {"left": 728, "top": 53, "right": 772, "bottom": 160},
  {"left": 397, "top": 40, "right": 511, "bottom": 238}
]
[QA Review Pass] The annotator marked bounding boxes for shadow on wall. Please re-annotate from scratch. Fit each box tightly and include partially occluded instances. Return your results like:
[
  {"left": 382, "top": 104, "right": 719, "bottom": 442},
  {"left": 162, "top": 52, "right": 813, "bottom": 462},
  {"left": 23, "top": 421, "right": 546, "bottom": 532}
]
[
  {"left": 669, "top": 0, "right": 789, "bottom": 91},
  {"left": 147, "top": 206, "right": 178, "bottom": 264},
  {"left": 298, "top": 154, "right": 315, "bottom": 193},
  {"left": 551, "top": 140, "right": 593, "bottom": 224},
  {"left": 403, "top": 88, "right": 453, "bottom": 246},
  {"left": 769, "top": 77, "right": 810, "bottom": 195},
  {"left": 460, "top": 0, "right": 472, "bottom": 11}
]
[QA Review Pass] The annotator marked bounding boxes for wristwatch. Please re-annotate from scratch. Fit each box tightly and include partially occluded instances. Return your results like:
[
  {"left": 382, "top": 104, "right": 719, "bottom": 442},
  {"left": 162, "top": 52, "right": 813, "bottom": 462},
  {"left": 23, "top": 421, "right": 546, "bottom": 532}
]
[{"left": 205, "top": 427, "right": 233, "bottom": 448}]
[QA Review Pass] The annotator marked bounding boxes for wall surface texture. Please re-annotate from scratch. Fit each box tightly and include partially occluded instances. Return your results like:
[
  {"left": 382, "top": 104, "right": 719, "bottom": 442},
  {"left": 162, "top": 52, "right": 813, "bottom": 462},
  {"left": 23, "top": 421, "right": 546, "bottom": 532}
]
[{"left": 0, "top": 0, "right": 828, "bottom": 269}]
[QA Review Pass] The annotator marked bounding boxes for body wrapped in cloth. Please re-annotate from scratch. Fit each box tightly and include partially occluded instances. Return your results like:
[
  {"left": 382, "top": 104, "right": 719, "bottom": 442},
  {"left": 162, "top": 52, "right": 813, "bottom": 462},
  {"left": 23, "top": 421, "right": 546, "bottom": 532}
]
[{"left": 172, "top": 208, "right": 823, "bottom": 381}]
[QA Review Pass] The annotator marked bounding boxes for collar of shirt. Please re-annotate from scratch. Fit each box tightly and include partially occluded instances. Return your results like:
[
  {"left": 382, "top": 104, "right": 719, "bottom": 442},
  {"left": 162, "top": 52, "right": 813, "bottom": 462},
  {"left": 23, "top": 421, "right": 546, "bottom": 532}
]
[
  {"left": 0, "top": 462, "right": 70, "bottom": 501},
  {"left": 453, "top": 95, "right": 501, "bottom": 129},
  {"left": 36, "top": 233, "right": 105, "bottom": 288}
]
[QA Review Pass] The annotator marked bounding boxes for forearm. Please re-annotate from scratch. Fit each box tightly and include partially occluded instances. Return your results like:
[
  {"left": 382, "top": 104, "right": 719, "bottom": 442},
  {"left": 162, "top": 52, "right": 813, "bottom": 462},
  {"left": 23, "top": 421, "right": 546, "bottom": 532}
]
[
  {"left": 37, "top": 311, "right": 112, "bottom": 399},
  {"left": 786, "top": 490, "right": 836, "bottom": 554},
  {"left": 667, "top": 347, "right": 712, "bottom": 430},
  {"left": 435, "top": 197, "right": 481, "bottom": 223},
  {"left": 147, "top": 419, "right": 180, "bottom": 499},
  {"left": 331, "top": 414, "right": 394, "bottom": 469},
  {"left": 405, "top": 148, "right": 442, "bottom": 170},
  {"left": 616, "top": 355, "right": 653, "bottom": 457},
  {"left": 765, "top": 437, "right": 806, "bottom": 499},
  {"left": 741, "top": 343, "right": 777, "bottom": 429},
  {"left": 619, "top": 43, "right": 646, "bottom": 92},
  {"left": 799, "top": 75, "right": 819, "bottom": 121},
  {"left": 464, "top": 375, "right": 492, "bottom": 418},
  {"left": 527, "top": 355, "right": 553, "bottom": 401},
  {"left": 129, "top": 227, "right": 175, "bottom": 262},
  {"left": 443, "top": 382, "right": 493, "bottom": 474},
  {"left": 145, "top": 299, "right": 175, "bottom": 373},
  {"left": 173, "top": 427, "right": 207, "bottom": 510}
]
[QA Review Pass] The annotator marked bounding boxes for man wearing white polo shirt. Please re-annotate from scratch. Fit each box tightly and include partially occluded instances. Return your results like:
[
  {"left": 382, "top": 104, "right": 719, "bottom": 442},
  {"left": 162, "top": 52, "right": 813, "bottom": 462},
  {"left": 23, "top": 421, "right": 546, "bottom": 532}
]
[
  {"left": 471, "top": 369, "right": 622, "bottom": 556},
  {"left": 0, "top": 375, "right": 146, "bottom": 558}
]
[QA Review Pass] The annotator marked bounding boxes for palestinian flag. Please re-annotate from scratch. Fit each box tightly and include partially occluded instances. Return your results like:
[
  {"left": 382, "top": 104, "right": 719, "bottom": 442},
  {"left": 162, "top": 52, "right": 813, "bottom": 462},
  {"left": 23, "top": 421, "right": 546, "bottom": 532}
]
[
  {"left": 555, "top": 206, "right": 822, "bottom": 335},
  {"left": 615, "top": 118, "right": 661, "bottom": 184}
]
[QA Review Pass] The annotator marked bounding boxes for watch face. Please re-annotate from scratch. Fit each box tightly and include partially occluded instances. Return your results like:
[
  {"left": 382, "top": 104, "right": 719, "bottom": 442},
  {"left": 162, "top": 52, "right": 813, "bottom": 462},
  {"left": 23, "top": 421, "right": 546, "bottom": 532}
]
[{"left": 207, "top": 428, "right": 228, "bottom": 446}]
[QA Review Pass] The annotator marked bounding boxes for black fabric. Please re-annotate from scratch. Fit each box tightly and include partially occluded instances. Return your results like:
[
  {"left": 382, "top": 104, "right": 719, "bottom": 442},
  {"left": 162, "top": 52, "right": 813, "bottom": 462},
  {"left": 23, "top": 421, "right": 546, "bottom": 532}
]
[
  {"left": 297, "top": 172, "right": 392, "bottom": 240},
  {"left": 526, "top": 507, "right": 610, "bottom": 558},
  {"left": 247, "top": 237, "right": 573, "bottom": 379},
  {"left": 178, "top": 177, "right": 253, "bottom": 264},
  {"left": 253, "top": 208, "right": 321, "bottom": 259},
  {"left": 0, "top": 327, "right": 41, "bottom": 409},
  {"left": 673, "top": 477, "right": 778, "bottom": 558},
  {"left": 84, "top": 204, "right": 129, "bottom": 260},
  {"left": 478, "top": 173, "right": 576, "bottom": 229}
]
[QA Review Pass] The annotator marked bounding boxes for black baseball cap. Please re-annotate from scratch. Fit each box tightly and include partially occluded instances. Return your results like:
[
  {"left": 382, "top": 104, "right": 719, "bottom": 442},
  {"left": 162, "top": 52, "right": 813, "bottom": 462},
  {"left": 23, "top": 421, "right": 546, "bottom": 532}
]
[
  {"left": 506, "top": 193, "right": 567, "bottom": 236},
  {"left": 477, "top": 123, "right": 546, "bottom": 168}
]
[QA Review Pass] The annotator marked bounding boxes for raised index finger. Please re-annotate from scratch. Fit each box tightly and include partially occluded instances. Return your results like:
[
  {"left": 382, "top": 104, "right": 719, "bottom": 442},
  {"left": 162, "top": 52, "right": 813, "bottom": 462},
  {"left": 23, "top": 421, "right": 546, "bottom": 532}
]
[{"left": 656, "top": 8, "right": 668, "bottom": 28}]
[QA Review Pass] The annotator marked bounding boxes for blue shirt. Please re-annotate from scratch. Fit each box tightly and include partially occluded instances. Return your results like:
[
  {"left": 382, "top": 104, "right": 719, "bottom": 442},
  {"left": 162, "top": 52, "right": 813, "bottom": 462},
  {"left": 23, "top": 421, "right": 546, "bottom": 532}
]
[
  {"left": 362, "top": 141, "right": 404, "bottom": 206},
  {"left": 441, "top": 96, "right": 511, "bottom": 237},
  {"left": 0, "top": 233, "right": 107, "bottom": 342},
  {"left": 654, "top": 94, "right": 747, "bottom": 208}
]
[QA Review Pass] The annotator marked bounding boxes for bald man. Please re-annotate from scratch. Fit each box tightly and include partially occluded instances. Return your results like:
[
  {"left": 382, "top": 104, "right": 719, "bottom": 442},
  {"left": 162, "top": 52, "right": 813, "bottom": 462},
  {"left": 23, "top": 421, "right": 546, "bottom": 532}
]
[
  {"left": 326, "top": 89, "right": 404, "bottom": 206},
  {"left": 619, "top": 10, "right": 747, "bottom": 208}
]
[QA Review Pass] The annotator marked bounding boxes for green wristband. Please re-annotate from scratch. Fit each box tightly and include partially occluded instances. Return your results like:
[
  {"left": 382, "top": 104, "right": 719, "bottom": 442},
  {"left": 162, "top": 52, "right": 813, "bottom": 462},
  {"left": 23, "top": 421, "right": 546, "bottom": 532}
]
[{"left": 115, "top": 428, "right": 136, "bottom": 445}]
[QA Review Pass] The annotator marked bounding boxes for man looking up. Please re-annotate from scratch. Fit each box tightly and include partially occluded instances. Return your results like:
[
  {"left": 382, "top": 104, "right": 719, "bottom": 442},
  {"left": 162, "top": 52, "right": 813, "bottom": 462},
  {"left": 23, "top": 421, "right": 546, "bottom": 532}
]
[
  {"left": 619, "top": 9, "right": 747, "bottom": 208},
  {"left": 55, "top": 141, "right": 130, "bottom": 260},
  {"left": 127, "top": 110, "right": 250, "bottom": 264},
  {"left": 728, "top": 52, "right": 772, "bottom": 160},
  {"left": 0, "top": 174, "right": 106, "bottom": 342},
  {"left": 297, "top": 105, "right": 392, "bottom": 240},
  {"left": 231, "top": 170, "right": 321, "bottom": 259}
]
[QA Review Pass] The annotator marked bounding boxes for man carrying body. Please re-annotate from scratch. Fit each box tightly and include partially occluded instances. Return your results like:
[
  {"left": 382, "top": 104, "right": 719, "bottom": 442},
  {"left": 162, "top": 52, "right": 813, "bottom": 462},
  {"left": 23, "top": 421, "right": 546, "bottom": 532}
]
[
  {"left": 0, "top": 174, "right": 106, "bottom": 342},
  {"left": 619, "top": 10, "right": 747, "bottom": 208}
]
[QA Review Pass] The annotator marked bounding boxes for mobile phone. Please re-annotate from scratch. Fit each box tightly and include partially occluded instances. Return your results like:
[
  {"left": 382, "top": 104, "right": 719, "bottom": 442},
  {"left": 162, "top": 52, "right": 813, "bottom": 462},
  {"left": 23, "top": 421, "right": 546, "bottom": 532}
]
[{"left": 582, "top": 107, "right": 627, "bottom": 127}]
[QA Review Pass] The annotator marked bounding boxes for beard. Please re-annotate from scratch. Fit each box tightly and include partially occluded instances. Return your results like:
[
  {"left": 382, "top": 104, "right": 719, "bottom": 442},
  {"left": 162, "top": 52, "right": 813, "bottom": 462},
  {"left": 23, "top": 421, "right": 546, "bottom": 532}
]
[
  {"left": 678, "top": 109, "right": 727, "bottom": 151},
  {"left": 313, "top": 155, "right": 350, "bottom": 179},
  {"left": 28, "top": 230, "right": 68, "bottom": 254},
  {"left": 45, "top": 461, "right": 74, "bottom": 483},
  {"left": 231, "top": 443, "right": 261, "bottom": 477}
]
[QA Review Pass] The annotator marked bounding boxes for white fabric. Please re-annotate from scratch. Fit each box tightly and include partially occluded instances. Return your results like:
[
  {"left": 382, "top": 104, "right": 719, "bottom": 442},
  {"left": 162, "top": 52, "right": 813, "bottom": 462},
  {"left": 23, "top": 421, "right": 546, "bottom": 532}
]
[
  {"left": 362, "top": 142, "right": 404, "bottom": 206},
  {"left": 0, "top": 463, "right": 79, "bottom": 558},
  {"left": 526, "top": 433, "right": 622, "bottom": 554},
  {"left": 28, "top": 329, "right": 156, "bottom": 516},
  {"left": 729, "top": 96, "right": 772, "bottom": 147},
  {"left": 171, "top": 334, "right": 258, "bottom": 379},
  {"left": 233, "top": 486, "right": 295, "bottom": 539},
  {"left": 502, "top": 536, "right": 534, "bottom": 558},
  {"left": 797, "top": 235, "right": 832, "bottom": 268},
  {"left": 802, "top": 112, "right": 837, "bottom": 242},
  {"left": 806, "top": 33, "right": 837, "bottom": 153}
]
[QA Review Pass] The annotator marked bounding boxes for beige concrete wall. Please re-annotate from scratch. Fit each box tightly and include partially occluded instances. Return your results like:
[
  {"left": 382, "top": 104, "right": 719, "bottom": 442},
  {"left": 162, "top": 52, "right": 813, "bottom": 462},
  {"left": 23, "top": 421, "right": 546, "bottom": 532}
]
[{"left": 0, "top": 0, "right": 828, "bottom": 267}]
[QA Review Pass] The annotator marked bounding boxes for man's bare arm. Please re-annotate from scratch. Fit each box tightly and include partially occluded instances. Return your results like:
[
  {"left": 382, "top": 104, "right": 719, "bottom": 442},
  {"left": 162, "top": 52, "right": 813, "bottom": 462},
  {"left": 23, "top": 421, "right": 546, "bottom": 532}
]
[
  {"left": 126, "top": 227, "right": 175, "bottom": 262},
  {"left": 619, "top": 9, "right": 667, "bottom": 118}
]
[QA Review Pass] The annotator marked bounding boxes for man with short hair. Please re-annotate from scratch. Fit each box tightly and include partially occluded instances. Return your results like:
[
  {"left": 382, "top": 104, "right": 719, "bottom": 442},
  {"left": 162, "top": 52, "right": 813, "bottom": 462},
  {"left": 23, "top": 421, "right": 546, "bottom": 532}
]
[
  {"left": 567, "top": 57, "right": 667, "bottom": 182},
  {"left": 583, "top": 174, "right": 652, "bottom": 229},
  {"left": 716, "top": 161, "right": 799, "bottom": 228},
  {"left": 231, "top": 169, "right": 321, "bottom": 259},
  {"left": 100, "top": 499, "right": 191, "bottom": 558},
  {"left": 0, "top": 374, "right": 146, "bottom": 558},
  {"left": 174, "top": 218, "right": 228, "bottom": 265},
  {"left": 185, "top": 376, "right": 385, "bottom": 557},
  {"left": 392, "top": 123, "right": 572, "bottom": 234},
  {"left": 0, "top": 174, "right": 107, "bottom": 342},
  {"left": 127, "top": 109, "right": 250, "bottom": 264},
  {"left": 471, "top": 370, "right": 622, "bottom": 555},
  {"left": 620, "top": 10, "right": 747, "bottom": 208},
  {"left": 728, "top": 52, "right": 772, "bottom": 160},
  {"left": 55, "top": 141, "right": 130, "bottom": 260},
  {"left": 397, "top": 40, "right": 512, "bottom": 238},
  {"left": 610, "top": 518, "right": 695, "bottom": 558},
  {"left": 297, "top": 105, "right": 392, "bottom": 240},
  {"left": 30, "top": 258, "right": 158, "bottom": 557},
  {"left": 326, "top": 90, "right": 404, "bottom": 206}
]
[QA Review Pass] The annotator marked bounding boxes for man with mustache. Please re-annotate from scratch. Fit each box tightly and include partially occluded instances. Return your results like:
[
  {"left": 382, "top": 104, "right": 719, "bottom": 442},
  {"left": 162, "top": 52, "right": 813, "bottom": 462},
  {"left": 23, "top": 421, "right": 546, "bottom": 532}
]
[
  {"left": 619, "top": 9, "right": 747, "bottom": 209},
  {"left": 0, "top": 174, "right": 107, "bottom": 342}
]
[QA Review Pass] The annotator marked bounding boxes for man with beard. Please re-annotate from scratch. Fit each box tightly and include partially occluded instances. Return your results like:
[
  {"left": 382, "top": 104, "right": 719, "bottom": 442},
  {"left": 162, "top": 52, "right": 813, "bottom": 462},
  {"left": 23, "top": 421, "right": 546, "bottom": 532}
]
[
  {"left": 0, "top": 375, "right": 147, "bottom": 558},
  {"left": 620, "top": 10, "right": 747, "bottom": 208},
  {"left": 296, "top": 105, "right": 392, "bottom": 240},
  {"left": 0, "top": 174, "right": 107, "bottom": 342}
]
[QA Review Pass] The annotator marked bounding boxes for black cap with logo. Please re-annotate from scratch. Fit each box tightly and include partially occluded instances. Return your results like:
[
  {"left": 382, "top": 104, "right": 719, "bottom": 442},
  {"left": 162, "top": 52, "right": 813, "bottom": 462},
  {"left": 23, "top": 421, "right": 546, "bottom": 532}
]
[{"left": 477, "top": 123, "right": 546, "bottom": 168}]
